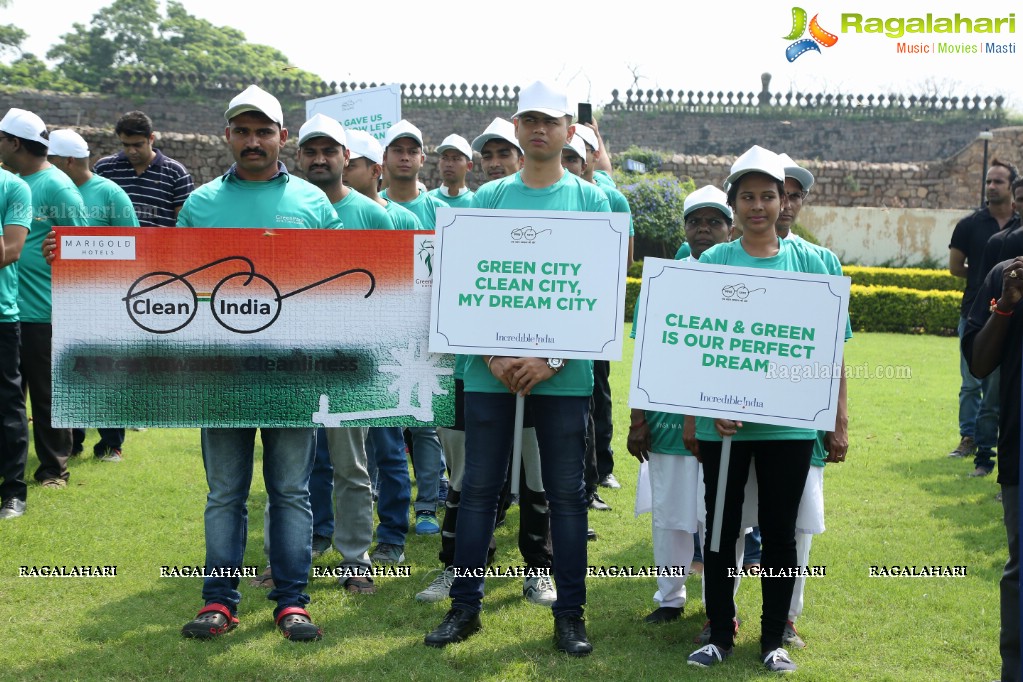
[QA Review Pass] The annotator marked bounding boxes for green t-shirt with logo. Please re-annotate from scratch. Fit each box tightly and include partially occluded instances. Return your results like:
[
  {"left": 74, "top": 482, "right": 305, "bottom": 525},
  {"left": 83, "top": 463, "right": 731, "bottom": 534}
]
[
  {"left": 380, "top": 188, "right": 447, "bottom": 229},
  {"left": 177, "top": 173, "right": 343, "bottom": 230},
  {"left": 427, "top": 187, "right": 475, "bottom": 209},
  {"left": 19, "top": 166, "right": 88, "bottom": 323},
  {"left": 333, "top": 189, "right": 391, "bottom": 230},
  {"left": 694, "top": 237, "right": 828, "bottom": 443},
  {"left": 78, "top": 174, "right": 140, "bottom": 227},
  {"left": 384, "top": 200, "right": 423, "bottom": 231},
  {"left": 0, "top": 168, "right": 32, "bottom": 322},
  {"left": 462, "top": 170, "right": 611, "bottom": 397}
]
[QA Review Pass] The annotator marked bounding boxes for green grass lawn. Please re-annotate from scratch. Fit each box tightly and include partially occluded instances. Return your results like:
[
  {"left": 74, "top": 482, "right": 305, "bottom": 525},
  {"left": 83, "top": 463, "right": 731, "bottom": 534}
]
[{"left": 0, "top": 332, "right": 1004, "bottom": 680}]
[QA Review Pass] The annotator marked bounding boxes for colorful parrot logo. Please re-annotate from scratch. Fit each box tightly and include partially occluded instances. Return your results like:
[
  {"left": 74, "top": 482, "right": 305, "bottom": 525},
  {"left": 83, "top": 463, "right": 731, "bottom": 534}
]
[{"left": 784, "top": 7, "right": 839, "bottom": 62}]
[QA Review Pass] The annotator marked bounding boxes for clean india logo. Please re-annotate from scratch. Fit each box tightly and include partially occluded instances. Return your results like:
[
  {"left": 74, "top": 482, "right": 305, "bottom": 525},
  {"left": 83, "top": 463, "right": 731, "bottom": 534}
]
[{"left": 783, "top": 7, "right": 839, "bottom": 62}]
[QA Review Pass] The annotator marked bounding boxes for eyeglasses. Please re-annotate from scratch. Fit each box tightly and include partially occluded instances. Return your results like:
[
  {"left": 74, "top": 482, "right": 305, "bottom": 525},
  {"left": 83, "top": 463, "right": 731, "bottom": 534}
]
[
  {"left": 684, "top": 216, "right": 727, "bottom": 230},
  {"left": 785, "top": 191, "right": 808, "bottom": 202}
]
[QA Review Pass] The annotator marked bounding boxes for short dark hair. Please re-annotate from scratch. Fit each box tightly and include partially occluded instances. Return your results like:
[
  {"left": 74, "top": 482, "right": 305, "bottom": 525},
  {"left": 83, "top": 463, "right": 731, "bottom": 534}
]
[
  {"left": 17, "top": 134, "right": 49, "bottom": 158},
  {"left": 726, "top": 172, "right": 785, "bottom": 207},
  {"left": 991, "top": 158, "right": 1019, "bottom": 185},
  {"left": 1012, "top": 177, "right": 1023, "bottom": 194},
  {"left": 115, "top": 111, "right": 153, "bottom": 138}
]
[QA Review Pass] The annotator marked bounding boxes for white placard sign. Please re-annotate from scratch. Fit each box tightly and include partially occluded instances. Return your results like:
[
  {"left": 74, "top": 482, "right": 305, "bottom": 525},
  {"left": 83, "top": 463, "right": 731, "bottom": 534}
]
[
  {"left": 629, "top": 258, "right": 850, "bottom": 430},
  {"left": 305, "top": 84, "right": 401, "bottom": 141},
  {"left": 429, "top": 207, "right": 630, "bottom": 360}
]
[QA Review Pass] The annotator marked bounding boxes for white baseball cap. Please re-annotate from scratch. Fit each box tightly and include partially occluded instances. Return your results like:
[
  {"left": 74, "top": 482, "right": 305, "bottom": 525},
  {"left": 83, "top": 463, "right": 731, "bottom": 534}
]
[
  {"left": 346, "top": 129, "right": 384, "bottom": 165},
  {"left": 298, "top": 113, "right": 347, "bottom": 147},
  {"left": 224, "top": 85, "right": 284, "bottom": 127},
  {"left": 514, "top": 80, "right": 572, "bottom": 119},
  {"left": 573, "top": 124, "right": 599, "bottom": 153},
  {"left": 382, "top": 119, "right": 424, "bottom": 149},
  {"left": 562, "top": 135, "right": 587, "bottom": 161},
  {"left": 0, "top": 108, "right": 49, "bottom": 146},
  {"left": 471, "top": 118, "right": 521, "bottom": 154},
  {"left": 48, "top": 129, "right": 90, "bottom": 158},
  {"left": 724, "top": 145, "right": 786, "bottom": 188},
  {"left": 436, "top": 134, "right": 472, "bottom": 160},
  {"left": 684, "top": 185, "right": 733, "bottom": 220},
  {"left": 776, "top": 152, "right": 815, "bottom": 192}
]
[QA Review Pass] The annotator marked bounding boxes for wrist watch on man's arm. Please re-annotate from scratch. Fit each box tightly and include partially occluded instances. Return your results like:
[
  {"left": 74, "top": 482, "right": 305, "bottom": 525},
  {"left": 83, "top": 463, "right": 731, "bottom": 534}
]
[{"left": 546, "top": 358, "right": 565, "bottom": 373}]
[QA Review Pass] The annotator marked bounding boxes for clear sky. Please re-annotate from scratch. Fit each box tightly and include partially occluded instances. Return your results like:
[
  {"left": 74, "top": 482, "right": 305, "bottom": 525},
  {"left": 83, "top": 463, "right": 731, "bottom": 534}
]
[{"left": 4, "top": 0, "right": 1019, "bottom": 111}]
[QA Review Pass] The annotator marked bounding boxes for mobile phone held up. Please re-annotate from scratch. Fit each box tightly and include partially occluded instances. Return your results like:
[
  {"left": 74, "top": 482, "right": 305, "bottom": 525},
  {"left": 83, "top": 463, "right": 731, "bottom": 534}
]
[{"left": 577, "top": 103, "right": 592, "bottom": 125}]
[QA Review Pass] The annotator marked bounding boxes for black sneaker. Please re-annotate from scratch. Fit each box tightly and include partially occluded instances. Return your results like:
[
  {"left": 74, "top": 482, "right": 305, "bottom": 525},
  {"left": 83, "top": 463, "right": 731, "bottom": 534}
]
[
  {"left": 554, "top": 614, "right": 592, "bottom": 656},
  {"left": 688, "top": 643, "right": 732, "bottom": 667},
  {"left": 588, "top": 492, "right": 612, "bottom": 511},
  {"left": 424, "top": 607, "right": 482, "bottom": 647},
  {"left": 644, "top": 606, "right": 683, "bottom": 624}
]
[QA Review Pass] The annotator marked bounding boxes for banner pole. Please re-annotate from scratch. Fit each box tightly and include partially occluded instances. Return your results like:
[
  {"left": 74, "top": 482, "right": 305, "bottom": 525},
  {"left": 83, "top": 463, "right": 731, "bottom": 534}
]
[
  {"left": 709, "top": 434, "right": 732, "bottom": 554},
  {"left": 511, "top": 394, "right": 525, "bottom": 495}
]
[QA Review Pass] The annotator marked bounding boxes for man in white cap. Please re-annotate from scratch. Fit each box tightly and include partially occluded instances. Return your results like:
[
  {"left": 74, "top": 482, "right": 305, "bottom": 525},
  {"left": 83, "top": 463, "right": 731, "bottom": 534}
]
[
  {"left": 0, "top": 108, "right": 87, "bottom": 499},
  {"left": 0, "top": 149, "right": 28, "bottom": 519},
  {"left": 472, "top": 118, "right": 523, "bottom": 182},
  {"left": 177, "top": 84, "right": 340, "bottom": 643},
  {"left": 297, "top": 114, "right": 390, "bottom": 230},
  {"left": 48, "top": 128, "right": 141, "bottom": 465},
  {"left": 428, "top": 134, "right": 475, "bottom": 208},
  {"left": 628, "top": 185, "right": 733, "bottom": 626},
  {"left": 380, "top": 120, "right": 447, "bottom": 228},
  {"left": 93, "top": 110, "right": 194, "bottom": 227},
  {"left": 343, "top": 129, "right": 422, "bottom": 230},
  {"left": 424, "top": 80, "right": 609, "bottom": 657},
  {"left": 772, "top": 152, "right": 849, "bottom": 650}
]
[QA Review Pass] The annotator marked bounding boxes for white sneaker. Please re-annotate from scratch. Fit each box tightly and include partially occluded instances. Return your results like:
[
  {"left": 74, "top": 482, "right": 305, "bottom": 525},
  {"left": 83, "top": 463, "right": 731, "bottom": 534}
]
[
  {"left": 415, "top": 567, "right": 455, "bottom": 603},
  {"left": 522, "top": 574, "right": 557, "bottom": 606}
]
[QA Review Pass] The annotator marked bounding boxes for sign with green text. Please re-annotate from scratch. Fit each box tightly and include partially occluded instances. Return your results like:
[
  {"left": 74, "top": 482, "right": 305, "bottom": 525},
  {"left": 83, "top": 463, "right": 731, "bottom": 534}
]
[
  {"left": 429, "top": 207, "right": 630, "bottom": 360},
  {"left": 629, "top": 259, "right": 850, "bottom": 429}
]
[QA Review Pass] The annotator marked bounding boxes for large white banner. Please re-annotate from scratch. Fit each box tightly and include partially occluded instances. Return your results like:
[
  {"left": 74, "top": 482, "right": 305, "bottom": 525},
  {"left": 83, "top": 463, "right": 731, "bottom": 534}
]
[
  {"left": 305, "top": 84, "right": 401, "bottom": 141},
  {"left": 429, "top": 207, "right": 630, "bottom": 360},
  {"left": 629, "top": 258, "right": 850, "bottom": 430}
]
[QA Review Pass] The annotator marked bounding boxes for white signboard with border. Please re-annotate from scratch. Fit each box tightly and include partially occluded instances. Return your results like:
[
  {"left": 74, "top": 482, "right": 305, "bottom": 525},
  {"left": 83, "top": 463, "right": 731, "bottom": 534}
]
[
  {"left": 305, "top": 84, "right": 401, "bottom": 141},
  {"left": 629, "top": 258, "right": 850, "bottom": 430},
  {"left": 429, "top": 207, "right": 630, "bottom": 360}
]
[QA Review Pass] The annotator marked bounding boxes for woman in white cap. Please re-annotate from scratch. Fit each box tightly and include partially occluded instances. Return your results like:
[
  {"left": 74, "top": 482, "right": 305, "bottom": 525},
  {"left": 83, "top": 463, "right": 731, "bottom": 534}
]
[{"left": 686, "top": 146, "right": 829, "bottom": 674}]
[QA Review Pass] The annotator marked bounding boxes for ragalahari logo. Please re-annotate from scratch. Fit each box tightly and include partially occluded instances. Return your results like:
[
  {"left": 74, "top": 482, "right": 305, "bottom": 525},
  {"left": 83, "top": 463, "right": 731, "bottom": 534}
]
[{"left": 784, "top": 7, "right": 839, "bottom": 61}]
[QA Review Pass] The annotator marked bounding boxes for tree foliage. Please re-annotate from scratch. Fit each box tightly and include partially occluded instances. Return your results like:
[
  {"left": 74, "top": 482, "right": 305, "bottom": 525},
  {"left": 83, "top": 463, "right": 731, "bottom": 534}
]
[{"left": 41, "top": 0, "right": 322, "bottom": 91}]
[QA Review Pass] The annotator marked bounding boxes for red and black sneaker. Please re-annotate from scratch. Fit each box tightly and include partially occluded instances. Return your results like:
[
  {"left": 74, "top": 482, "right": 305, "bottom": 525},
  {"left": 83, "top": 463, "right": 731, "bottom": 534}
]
[
  {"left": 181, "top": 603, "right": 238, "bottom": 639},
  {"left": 275, "top": 607, "right": 322, "bottom": 642}
]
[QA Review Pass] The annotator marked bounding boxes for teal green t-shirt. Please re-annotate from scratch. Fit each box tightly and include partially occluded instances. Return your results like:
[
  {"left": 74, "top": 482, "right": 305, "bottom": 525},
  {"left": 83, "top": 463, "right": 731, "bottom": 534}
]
[
  {"left": 177, "top": 173, "right": 343, "bottom": 230},
  {"left": 427, "top": 187, "right": 475, "bottom": 209},
  {"left": 694, "top": 237, "right": 829, "bottom": 443},
  {"left": 19, "top": 166, "right": 87, "bottom": 322},
  {"left": 674, "top": 242, "right": 692, "bottom": 260},
  {"left": 462, "top": 170, "right": 611, "bottom": 397},
  {"left": 383, "top": 199, "right": 423, "bottom": 230},
  {"left": 78, "top": 174, "right": 140, "bottom": 227},
  {"left": 0, "top": 168, "right": 32, "bottom": 323},
  {"left": 332, "top": 190, "right": 392, "bottom": 230},
  {"left": 599, "top": 185, "right": 634, "bottom": 237},
  {"left": 594, "top": 170, "right": 616, "bottom": 190},
  {"left": 380, "top": 188, "right": 447, "bottom": 229}
]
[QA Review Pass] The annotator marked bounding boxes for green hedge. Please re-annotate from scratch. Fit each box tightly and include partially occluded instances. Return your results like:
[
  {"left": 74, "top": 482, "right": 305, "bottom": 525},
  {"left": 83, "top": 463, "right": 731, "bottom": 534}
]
[
  {"left": 625, "top": 279, "right": 959, "bottom": 335},
  {"left": 845, "top": 265, "right": 961, "bottom": 292}
]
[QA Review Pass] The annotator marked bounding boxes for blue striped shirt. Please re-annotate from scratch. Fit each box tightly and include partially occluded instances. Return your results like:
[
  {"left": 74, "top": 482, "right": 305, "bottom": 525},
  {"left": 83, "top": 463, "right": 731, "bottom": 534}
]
[{"left": 93, "top": 149, "right": 194, "bottom": 227}]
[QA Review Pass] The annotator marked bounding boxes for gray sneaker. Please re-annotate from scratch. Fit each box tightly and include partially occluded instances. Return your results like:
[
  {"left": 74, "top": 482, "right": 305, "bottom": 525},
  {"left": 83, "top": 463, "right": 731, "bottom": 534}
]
[
  {"left": 370, "top": 543, "right": 405, "bottom": 564},
  {"left": 522, "top": 574, "right": 557, "bottom": 606},
  {"left": 762, "top": 647, "right": 797, "bottom": 673},
  {"left": 415, "top": 567, "right": 455, "bottom": 602},
  {"left": 782, "top": 620, "right": 806, "bottom": 649},
  {"left": 0, "top": 497, "right": 25, "bottom": 519}
]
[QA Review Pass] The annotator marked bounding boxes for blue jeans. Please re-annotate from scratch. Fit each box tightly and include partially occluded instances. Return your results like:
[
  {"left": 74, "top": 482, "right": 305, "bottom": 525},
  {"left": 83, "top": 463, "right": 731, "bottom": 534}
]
[
  {"left": 200, "top": 427, "right": 315, "bottom": 616},
  {"left": 410, "top": 427, "right": 443, "bottom": 513},
  {"left": 450, "top": 392, "right": 589, "bottom": 617},
  {"left": 311, "top": 428, "right": 335, "bottom": 538},
  {"left": 744, "top": 526, "right": 762, "bottom": 565},
  {"left": 958, "top": 316, "right": 999, "bottom": 470},
  {"left": 367, "top": 427, "right": 410, "bottom": 546}
]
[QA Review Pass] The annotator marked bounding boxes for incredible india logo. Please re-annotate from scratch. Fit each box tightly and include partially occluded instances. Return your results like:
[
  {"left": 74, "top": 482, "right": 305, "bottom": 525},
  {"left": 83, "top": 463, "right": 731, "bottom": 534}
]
[{"left": 783, "top": 7, "right": 839, "bottom": 62}]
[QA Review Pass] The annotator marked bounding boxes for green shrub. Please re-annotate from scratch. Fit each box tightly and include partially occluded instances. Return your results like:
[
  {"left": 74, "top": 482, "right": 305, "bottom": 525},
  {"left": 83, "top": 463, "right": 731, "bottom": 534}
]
[
  {"left": 791, "top": 223, "right": 820, "bottom": 245},
  {"left": 845, "top": 266, "right": 961, "bottom": 292},
  {"left": 618, "top": 175, "right": 695, "bottom": 258},
  {"left": 848, "top": 284, "right": 959, "bottom": 335},
  {"left": 625, "top": 279, "right": 959, "bottom": 336},
  {"left": 613, "top": 145, "right": 670, "bottom": 172}
]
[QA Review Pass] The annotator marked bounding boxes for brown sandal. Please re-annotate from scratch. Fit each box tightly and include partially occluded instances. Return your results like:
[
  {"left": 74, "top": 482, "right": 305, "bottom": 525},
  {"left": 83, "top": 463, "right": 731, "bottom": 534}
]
[
  {"left": 249, "top": 566, "right": 274, "bottom": 589},
  {"left": 340, "top": 574, "right": 377, "bottom": 594}
]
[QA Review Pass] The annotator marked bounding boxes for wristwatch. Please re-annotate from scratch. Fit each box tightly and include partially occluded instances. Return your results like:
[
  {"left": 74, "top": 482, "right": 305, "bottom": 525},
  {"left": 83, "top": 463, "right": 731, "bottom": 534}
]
[{"left": 546, "top": 358, "right": 565, "bottom": 373}]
